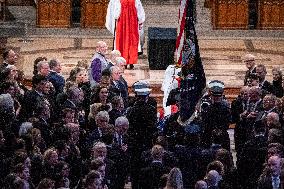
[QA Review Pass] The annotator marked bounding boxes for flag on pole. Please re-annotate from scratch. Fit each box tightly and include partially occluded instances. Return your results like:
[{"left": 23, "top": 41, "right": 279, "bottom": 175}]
[
  {"left": 176, "top": 0, "right": 188, "bottom": 67},
  {"left": 176, "top": 0, "right": 206, "bottom": 122}
]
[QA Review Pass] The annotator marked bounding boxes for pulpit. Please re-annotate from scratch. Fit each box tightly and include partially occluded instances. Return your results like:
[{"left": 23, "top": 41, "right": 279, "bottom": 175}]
[
  {"left": 258, "top": 0, "right": 284, "bottom": 29},
  {"left": 81, "top": 0, "right": 109, "bottom": 28},
  {"left": 37, "top": 0, "right": 71, "bottom": 27},
  {"left": 212, "top": 0, "right": 249, "bottom": 29}
]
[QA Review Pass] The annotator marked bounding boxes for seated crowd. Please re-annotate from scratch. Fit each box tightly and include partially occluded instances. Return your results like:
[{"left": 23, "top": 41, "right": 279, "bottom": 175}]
[{"left": 0, "top": 46, "right": 283, "bottom": 189}]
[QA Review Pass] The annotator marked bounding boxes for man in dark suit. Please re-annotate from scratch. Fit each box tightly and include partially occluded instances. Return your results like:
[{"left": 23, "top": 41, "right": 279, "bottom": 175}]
[
  {"left": 109, "top": 66, "right": 128, "bottom": 107},
  {"left": 206, "top": 170, "right": 222, "bottom": 189},
  {"left": 0, "top": 49, "right": 18, "bottom": 80},
  {"left": 109, "top": 96, "right": 124, "bottom": 125},
  {"left": 62, "top": 86, "right": 84, "bottom": 110},
  {"left": 231, "top": 86, "right": 250, "bottom": 154},
  {"left": 237, "top": 125, "right": 268, "bottom": 189},
  {"left": 33, "top": 100, "right": 53, "bottom": 145},
  {"left": 258, "top": 155, "right": 283, "bottom": 189},
  {"left": 47, "top": 59, "right": 65, "bottom": 95},
  {"left": 139, "top": 145, "right": 170, "bottom": 189},
  {"left": 240, "top": 86, "right": 263, "bottom": 143},
  {"left": 0, "top": 49, "right": 18, "bottom": 71},
  {"left": 175, "top": 123, "right": 205, "bottom": 189},
  {"left": 109, "top": 116, "right": 130, "bottom": 189},
  {"left": 254, "top": 94, "right": 277, "bottom": 124},
  {"left": 20, "top": 74, "right": 49, "bottom": 120},
  {"left": 140, "top": 135, "right": 177, "bottom": 169},
  {"left": 256, "top": 64, "right": 274, "bottom": 95},
  {"left": 243, "top": 54, "right": 256, "bottom": 85}
]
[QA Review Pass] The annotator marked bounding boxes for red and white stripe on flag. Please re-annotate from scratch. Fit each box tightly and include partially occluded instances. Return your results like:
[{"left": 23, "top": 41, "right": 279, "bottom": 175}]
[{"left": 176, "top": 0, "right": 188, "bottom": 67}]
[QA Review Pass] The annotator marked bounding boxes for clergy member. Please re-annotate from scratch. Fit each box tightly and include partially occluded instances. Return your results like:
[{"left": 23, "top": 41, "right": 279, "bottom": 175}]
[
  {"left": 88, "top": 41, "right": 108, "bottom": 87},
  {"left": 105, "top": 0, "right": 145, "bottom": 69}
]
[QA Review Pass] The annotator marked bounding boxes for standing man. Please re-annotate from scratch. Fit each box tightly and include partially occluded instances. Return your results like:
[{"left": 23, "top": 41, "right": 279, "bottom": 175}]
[
  {"left": 47, "top": 59, "right": 65, "bottom": 95},
  {"left": 256, "top": 64, "right": 274, "bottom": 95},
  {"left": 0, "top": 49, "right": 18, "bottom": 76},
  {"left": 106, "top": 0, "right": 145, "bottom": 69},
  {"left": 243, "top": 54, "right": 256, "bottom": 85},
  {"left": 1, "top": 49, "right": 18, "bottom": 68},
  {"left": 109, "top": 66, "right": 128, "bottom": 107},
  {"left": 89, "top": 41, "right": 109, "bottom": 87},
  {"left": 126, "top": 81, "right": 157, "bottom": 189}
]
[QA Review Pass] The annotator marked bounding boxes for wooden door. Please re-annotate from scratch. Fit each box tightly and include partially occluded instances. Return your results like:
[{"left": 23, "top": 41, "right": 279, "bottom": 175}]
[
  {"left": 258, "top": 0, "right": 284, "bottom": 29},
  {"left": 37, "top": 0, "right": 71, "bottom": 27},
  {"left": 212, "top": 0, "right": 249, "bottom": 29},
  {"left": 81, "top": 0, "right": 109, "bottom": 28}
]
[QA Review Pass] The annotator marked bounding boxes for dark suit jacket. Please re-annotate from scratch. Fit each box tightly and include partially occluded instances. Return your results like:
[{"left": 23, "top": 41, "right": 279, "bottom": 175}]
[
  {"left": 261, "top": 80, "right": 274, "bottom": 96},
  {"left": 47, "top": 71, "right": 65, "bottom": 95},
  {"left": 237, "top": 135, "right": 268, "bottom": 188},
  {"left": 109, "top": 80, "right": 128, "bottom": 107},
  {"left": 107, "top": 138, "right": 130, "bottom": 189},
  {"left": 244, "top": 67, "right": 256, "bottom": 85},
  {"left": 139, "top": 161, "right": 170, "bottom": 189},
  {"left": 141, "top": 149, "right": 177, "bottom": 169},
  {"left": 258, "top": 174, "right": 284, "bottom": 189},
  {"left": 33, "top": 118, "right": 53, "bottom": 146},
  {"left": 109, "top": 109, "right": 122, "bottom": 125},
  {"left": 20, "top": 90, "right": 46, "bottom": 120}
]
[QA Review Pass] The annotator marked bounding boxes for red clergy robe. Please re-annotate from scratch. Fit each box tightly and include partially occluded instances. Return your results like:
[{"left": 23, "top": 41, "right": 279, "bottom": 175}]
[{"left": 115, "top": 0, "right": 139, "bottom": 65}]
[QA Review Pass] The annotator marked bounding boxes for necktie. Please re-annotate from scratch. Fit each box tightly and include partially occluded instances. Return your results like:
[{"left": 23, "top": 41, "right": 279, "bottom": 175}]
[
  {"left": 118, "top": 135, "right": 122, "bottom": 145},
  {"left": 272, "top": 176, "right": 280, "bottom": 189}
]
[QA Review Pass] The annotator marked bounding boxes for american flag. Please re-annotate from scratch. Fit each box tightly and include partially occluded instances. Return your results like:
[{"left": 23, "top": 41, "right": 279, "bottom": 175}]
[
  {"left": 175, "top": 0, "right": 206, "bottom": 122},
  {"left": 176, "top": 0, "right": 198, "bottom": 68},
  {"left": 176, "top": 0, "right": 189, "bottom": 67}
]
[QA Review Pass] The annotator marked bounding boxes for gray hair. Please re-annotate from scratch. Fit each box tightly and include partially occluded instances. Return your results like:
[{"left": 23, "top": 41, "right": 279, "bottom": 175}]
[
  {"left": 19, "top": 122, "right": 33, "bottom": 136},
  {"left": 93, "top": 141, "right": 107, "bottom": 150},
  {"left": 115, "top": 57, "right": 126, "bottom": 65},
  {"left": 37, "top": 61, "right": 49, "bottom": 72},
  {"left": 109, "top": 65, "right": 120, "bottom": 74},
  {"left": 95, "top": 111, "right": 109, "bottom": 121},
  {"left": 0, "top": 93, "right": 14, "bottom": 114},
  {"left": 115, "top": 116, "right": 129, "bottom": 127}
]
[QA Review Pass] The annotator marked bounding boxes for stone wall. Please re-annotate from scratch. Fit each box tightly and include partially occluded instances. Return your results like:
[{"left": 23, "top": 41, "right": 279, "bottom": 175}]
[{"left": 7, "top": 0, "right": 34, "bottom": 6}]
